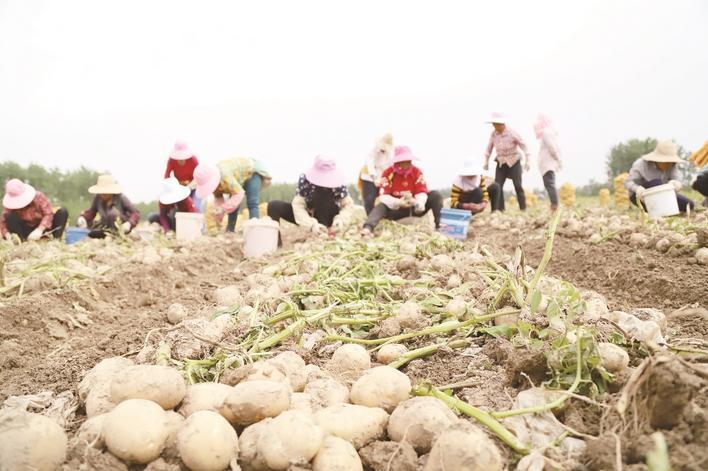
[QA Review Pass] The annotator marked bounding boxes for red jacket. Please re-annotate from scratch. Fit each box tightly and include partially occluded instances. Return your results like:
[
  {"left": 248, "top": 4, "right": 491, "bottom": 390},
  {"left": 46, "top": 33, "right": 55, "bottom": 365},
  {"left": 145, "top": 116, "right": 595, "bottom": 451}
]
[
  {"left": 164, "top": 157, "right": 199, "bottom": 185},
  {"left": 379, "top": 165, "right": 428, "bottom": 197}
]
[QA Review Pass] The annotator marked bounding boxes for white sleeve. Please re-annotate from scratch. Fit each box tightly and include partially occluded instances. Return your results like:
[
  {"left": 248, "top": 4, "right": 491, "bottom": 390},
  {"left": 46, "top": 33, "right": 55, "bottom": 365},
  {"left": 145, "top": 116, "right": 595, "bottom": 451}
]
[
  {"left": 414, "top": 192, "right": 428, "bottom": 207},
  {"left": 380, "top": 194, "right": 401, "bottom": 209}
]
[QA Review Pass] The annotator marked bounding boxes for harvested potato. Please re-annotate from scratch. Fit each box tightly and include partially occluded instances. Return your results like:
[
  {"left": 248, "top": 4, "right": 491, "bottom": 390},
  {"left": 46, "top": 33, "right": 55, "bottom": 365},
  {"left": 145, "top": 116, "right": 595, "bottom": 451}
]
[
  {"left": 110, "top": 365, "right": 187, "bottom": 410},
  {"left": 697, "top": 247, "right": 708, "bottom": 265},
  {"left": 162, "top": 411, "right": 185, "bottom": 460},
  {"left": 267, "top": 351, "right": 308, "bottom": 392},
  {"left": 76, "top": 413, "right": 106, "bottom": 449},
  {"left": 85, "top": 381, "right": 118, "bottom": 418},
  {"left": 597, "top": 342, "right": 630, "bottom": 373},
  {"left": 257, "top": 410, "right": 324, "bottom": 470},
  {"left": 430, "top": 254, "right": 454, "bottom": 273},
  {"left": 0, "top": 410, "right": 68, "bottom": 471},
  {"left": 327, "top": 344, "right": 371, "bottom": 376},
  {"left": 629, "top": 233, "right": 649, "bottom": 248},
  {"left": 388, "top": 396, "right": 457, "bottom": 453},
  {"left": 215, "top": 285, "right": 242, "bottom": 307},
  {"left": 244, "top": 361, "right": 290, "bottom": 385},
  {"left": 313, "top": 435, "right": 363, "bottom": 471},
  {"left": 396, "top": 302, "right": 428, "bottom": 330},
  {"left": 314, "top": 403, "right": 389, "bottom": 449},
  {"left": 289, "top": 392, "right": 315, "bottom": 414},
  {"left": 178, "top": 411, "right": 239, "bottom": 471},
  {"left": 103, "top": 399, "right": 170, "bottom": 464},
  {"left": 179, "top": 383, "right": 234, "bottom": 418},
  {"left": 446, "top": 274, "right": 462, "bottom": 289},
  {"left": 350, "top": 366, "right": 411, "bottom": 412},
  {"left": 446, "top": 298, "right": 467, "bottom": 319},
  {"left": 166, "top": 303, "right": 188, "bottom": 324},
  {"left": 424, "top": 420, "right": 503, "bottom": 471},
  {"left": 238, "top": 421, "right": 269, "bottom": 471},
  {"left": 304, "top": 377, "right": 350, "bottom": 409},
  {"left": 78, "top": 356, "right": 134, "bottom": 404},
  {"left": 220, "top": 380, "right": 290, "bottom": 426},
  {"left": 376, "top": 344, "right": 408, "bottom": 364}
]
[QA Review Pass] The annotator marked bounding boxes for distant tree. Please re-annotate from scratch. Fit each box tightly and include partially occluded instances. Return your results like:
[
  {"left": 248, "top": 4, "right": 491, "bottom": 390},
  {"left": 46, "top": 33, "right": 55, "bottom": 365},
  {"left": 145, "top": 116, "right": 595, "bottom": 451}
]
[{"left": 606, "top": 138, "right": 696, "bottom": 185}]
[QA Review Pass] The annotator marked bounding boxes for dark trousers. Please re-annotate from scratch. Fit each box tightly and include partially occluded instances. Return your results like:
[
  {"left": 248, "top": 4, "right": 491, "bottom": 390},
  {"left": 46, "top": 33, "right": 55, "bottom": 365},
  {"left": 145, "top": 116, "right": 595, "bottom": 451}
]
[
  {"left": 495, "top": 161, "right": 525, "bottom": 211},
  {"left": 361, "top": 180, "right": 378, "bottom": 215},
  {"left": 456, "top": 183, "right": 501, "bottom": 212},
  {"left": 88, "top": 209, "right": 123, "bottom": 238},
  {"left": 629, "top": 179, "right": 695, "bottom": 213},
  {"left": 148, "top": 212, "right": 175, "bottom": 231},
  {"left": 4, "top": 208, "right": 68, "bottom": 241},
  {"left": 542, "top": 171, "right": 559, "bottom": 206},
  {"left": 226, "top": 173, "right": 263, "bottom": 232},
  {"left": 267, "top": 195, "right": 341, "bottom": 229},
  {"left": 693, "top": 172, "right": 708, "bottom": 197},
  {"left": 363, "top": 191, "right": 443, "bottom": 231}
]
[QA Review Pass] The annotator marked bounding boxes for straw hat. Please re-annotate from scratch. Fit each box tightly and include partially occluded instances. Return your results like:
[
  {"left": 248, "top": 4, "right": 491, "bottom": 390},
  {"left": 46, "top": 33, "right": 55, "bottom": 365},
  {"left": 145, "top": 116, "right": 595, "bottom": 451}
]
[
  {"left": 486, "top": 112, "right": 507, "bottom": 124},
  {"left": 3, "top": 179, "right": 36, "bottom": 210},
  {"left": 460, "top": 160, "right": 484, "bottom": 177},
  {"left": 169, "top": 139, "right": 194, "bottom": 160},
  {"left": 392, "top": 146, "right": 419, "bottom": 164},
  {"left": 642, "top": 140, "right": 682, "bottom": 164},
  {"left": 305, "top": 156, "right": 347, "bottom": 188},
  {"left": 88, "top": 175, "right": 122, "bottom": 195},
  {"left": 159, "top": 176, "right": 191, "bottom": 205},
  {"left": 194, "top": 163, "right": 222, "bottom": 198}
]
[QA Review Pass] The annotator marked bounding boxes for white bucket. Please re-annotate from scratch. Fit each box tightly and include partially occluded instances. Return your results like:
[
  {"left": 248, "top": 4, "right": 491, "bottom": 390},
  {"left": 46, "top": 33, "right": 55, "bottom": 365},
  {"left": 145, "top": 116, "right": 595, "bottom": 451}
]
[
  {"left": 243, "top": 218, "right": 280, "bottom": 258},
  {"left": 175, "top": 212, "right": 204, "bottom": 240},
  {"left": 643, "top": 184, "right": 679, "bottom": 218}
]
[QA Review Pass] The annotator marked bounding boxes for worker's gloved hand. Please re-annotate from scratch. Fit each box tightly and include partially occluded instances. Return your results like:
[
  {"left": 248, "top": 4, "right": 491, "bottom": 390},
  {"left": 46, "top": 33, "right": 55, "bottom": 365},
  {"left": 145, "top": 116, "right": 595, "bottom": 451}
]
[
  {"left": 77, "top": 216, "right": 87, "bottom": 228},
  {"left": 669, "top": 180, "right": 682, "bottom": 192},
  {"left": 475, "top": 201, "right": 488, "bottom": 213},
  {"left": 331, "top": 218, "right": 345, "bottom": 233},
  {"left": 121, "top": 221, "right": 132, "bottom": 233},
  {"left": 27, "top": 228, "right": 43, "bottom": 241},
  {"left": 187, "top": 180, "right": 197, "bottom": 190},
  {"left": 635, "top": 186, "right": 647, "bottom": 201},
  {"left": 483, "top": 161, "right": 489, "bottom": 171},
  {"left": 461, "top": 203, "right": 474, "bottom": 211}
]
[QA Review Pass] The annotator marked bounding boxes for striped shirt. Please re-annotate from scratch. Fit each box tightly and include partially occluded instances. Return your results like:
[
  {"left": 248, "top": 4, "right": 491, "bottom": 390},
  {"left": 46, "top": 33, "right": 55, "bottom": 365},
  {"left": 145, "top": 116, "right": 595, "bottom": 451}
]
[
  {"left": 450, "top": 176, "right": 489, "bottom": 208},
  {"left": 485, "top": 127, "right": 529, "bottom": 167}
]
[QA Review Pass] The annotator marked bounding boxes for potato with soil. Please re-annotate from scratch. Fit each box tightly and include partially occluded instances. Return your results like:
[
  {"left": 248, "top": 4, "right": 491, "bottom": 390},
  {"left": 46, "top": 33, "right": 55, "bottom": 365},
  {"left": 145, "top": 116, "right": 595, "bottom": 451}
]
[
  {"left": 238, "top": 421, "right": 269, "bottom": 471},
  {"left": 166, "top": 303, "right": 188, "bottom": 324},
  {"left": 388, "top": 396, "right": 458, "bottom": 453},
  {"left": 179, "top": 382, "right": 234, "bottom": 418},
  {"left": 76, "top": 413, "right": 107, "bottom": 449},
  {"left": 214, "top": 285, "right": 242, "bottom": 307},
  {"left": 177, "top": 410, "right": 238, "bottom": 471},
  {"left": 424, "top": 421, "right": 503, "bottom": 471},
  {"left": 110, "top": 364, "right": 187, "bottom": 409},
  {"left": 315, "top": 403, "right": 389, "bottom": 449},
  {"left": 597, "top": 342, "right": 630, "bottom": 373},
  {"left": 312, "top": 435, "right": 363, "bottom": 471},
  {"left": 256, "top": 410, "right": 324, "bottom": 470},
  {"left": 396, "top": 301, "right": 428, "bottom": 330},
  {"left": 326, "top": 344, "right": 371, "bottom": 376},
  {"left": 376, "top": 343, "right": 408, "bottom": 364},
  {"left": 304, "top": 377, "right": 350, "bottom": 408},
  {"left": 220, "top": 379, "right": 290, "bottom": 426},
  {"left": 78, "top": 356, "right": 134, "bottom": 404},
  {"left": 102, "top": 399, "right": 171, "bottom": 464},
  {"left": 350, "top": 366, "right": 411, "bottom": 412},
  {"left": 0, "top": 410, "right": 68, "bottom": 471},
  {"left": 359, "top": 440, "right": 418, "bottom": 471},
  {"left": 266, "top": 351, "right": 308, "bottom": 392}
]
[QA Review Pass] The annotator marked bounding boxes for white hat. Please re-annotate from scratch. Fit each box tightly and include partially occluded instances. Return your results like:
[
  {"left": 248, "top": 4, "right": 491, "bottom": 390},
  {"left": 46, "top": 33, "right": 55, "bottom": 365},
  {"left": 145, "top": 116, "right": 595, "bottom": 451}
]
[
  {"left": 159, "top": 176, "right": 191, "bottom": 205},
  {"left": 460, "top": 160, "right": 484, "bottom": 177},
  {"left": 88, "top": 175, "right": 122, "bottom": 195},
  {"left": 641, "top": 140, "right": 682, "bottom": 164},
  {"left": 486, "top": 111, "right": 507, "bottom": 124}
]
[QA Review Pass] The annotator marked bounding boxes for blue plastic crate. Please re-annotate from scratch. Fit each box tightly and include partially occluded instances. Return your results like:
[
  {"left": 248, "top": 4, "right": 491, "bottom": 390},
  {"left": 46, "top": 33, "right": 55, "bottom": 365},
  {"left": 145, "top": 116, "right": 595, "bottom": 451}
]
[{"left": 439, "top": 208, "right": 471, "bottom": 241}]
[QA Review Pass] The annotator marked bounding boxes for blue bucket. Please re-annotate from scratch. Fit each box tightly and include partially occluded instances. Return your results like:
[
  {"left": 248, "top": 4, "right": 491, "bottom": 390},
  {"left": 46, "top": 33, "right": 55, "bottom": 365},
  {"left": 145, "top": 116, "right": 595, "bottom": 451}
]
[
  {"left": 439, "top": 208, "right": 472, "bottom": 241},
  {"left": 65, "top": 227, "right": 90, "bottom": 244}
]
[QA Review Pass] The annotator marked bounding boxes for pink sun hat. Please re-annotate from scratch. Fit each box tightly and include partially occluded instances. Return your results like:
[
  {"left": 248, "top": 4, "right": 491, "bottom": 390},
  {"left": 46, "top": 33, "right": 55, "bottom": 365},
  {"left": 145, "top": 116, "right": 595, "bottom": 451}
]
[
  {"left": 169, "top": 139, "right": 194, "bottom": 160},
  {"left": 305, "top": 156, "right": 347, "bottom": 188},
  {"left": 392, "top": 146, "right": 419, "bottom": 164},
  {"left": 3, "top": 179, "right": 37, "bottom": 210},
  {"left": 194, "top": 163, "right": 222, "bottom": 198}
]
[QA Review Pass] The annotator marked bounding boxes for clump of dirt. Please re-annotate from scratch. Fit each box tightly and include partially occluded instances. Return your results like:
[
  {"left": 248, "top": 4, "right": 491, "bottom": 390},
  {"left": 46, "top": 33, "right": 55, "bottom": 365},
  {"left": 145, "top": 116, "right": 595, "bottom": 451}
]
[
  {"left": 667, "top": 306, "right": 708, "bottom": 340},
  {"left": 642, "top": 356, "right": 704, "bottom": 429},
  {"left": 482, "top": 337, "right": 549, "bottom": 387},
  {"left": 62, "top": 441, "right": 129, "bottom": 471},
  {"left": 359, "top": 440, "right": 418, "bottom": 471}
]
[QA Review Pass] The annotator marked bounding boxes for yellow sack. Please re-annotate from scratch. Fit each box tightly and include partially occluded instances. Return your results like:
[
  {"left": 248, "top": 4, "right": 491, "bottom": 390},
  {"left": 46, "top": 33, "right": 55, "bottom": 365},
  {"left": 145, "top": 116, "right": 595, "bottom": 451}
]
[
  {"left": 689, "top": 141, "right": 708, "bottom": 168},
  {"left": 614, "top": 173, "right": 630, "bottom": 208},
  {"left": 598, "top": 188, "right": 611, "bottom": 207},
  {"left": 559, "top": 183, "right": 576, "bottom": 207}
]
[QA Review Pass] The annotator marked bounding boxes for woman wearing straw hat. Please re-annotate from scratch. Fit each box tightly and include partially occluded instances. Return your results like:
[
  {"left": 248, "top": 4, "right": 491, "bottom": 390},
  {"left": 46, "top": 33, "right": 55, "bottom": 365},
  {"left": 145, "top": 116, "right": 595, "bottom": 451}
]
[
  {"left": 267, "top": 156, "right": 354, "bottom": 236},
  {"left": 625, "top": 140, "right": 695, "bottom": 212},
  {"left": 361, "top": 145, "right": 443, "bottom": 235},
  {"left": 483, "top": 112, "right": 531, "bottom": 211},
  {"left": 194, "top": 158, "right": 271, "bottom": 233},
  {"left": 1, "top": 179, "right": 68, "bottom": 242},
  {"left": 450, "top": 160, "right": 500, "bottom": 213},
  {"left": 534, "top": 114, "right": 562, "bottom": 210},
  {"left": 78, "top": 175, "right": 140, "bottom": 238},
  {"left": 149, "top": 177, "right": 198, "bottom": 233},
  {"left": 164, "top": 140, "right": 199, "bottom": 189}
]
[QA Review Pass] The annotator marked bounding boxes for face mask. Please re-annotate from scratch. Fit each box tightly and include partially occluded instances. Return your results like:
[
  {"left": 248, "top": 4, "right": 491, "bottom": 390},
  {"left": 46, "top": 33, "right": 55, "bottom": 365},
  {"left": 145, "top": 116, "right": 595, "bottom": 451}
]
[{"left": 393, "top": 163, "right": 413, "bottom": 177}]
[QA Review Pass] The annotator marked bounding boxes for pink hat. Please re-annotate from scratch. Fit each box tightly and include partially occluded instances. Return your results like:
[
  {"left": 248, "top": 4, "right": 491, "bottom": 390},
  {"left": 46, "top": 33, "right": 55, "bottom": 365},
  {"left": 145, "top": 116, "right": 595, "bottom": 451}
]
[
  {"left": 169, "top": 139, "right": 194, "bottom": 160},
  {"left": 305, "top": 156, "right": 347, "bottom": 188},
  {"left": 392, "top": 146, "right": 418, "bottom": 164},
  {"left": 3, "top": 179, "right": 36, "bottom": 210},
  {"left": 194, "top": 163, "right": 222, "bottom": 198}
]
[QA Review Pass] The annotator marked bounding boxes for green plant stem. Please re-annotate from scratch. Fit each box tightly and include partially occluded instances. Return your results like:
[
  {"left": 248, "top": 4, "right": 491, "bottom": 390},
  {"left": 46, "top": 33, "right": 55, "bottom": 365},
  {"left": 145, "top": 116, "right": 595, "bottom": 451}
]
[
  {"left": 412, "top": 383, "right": 529, "bottom": 455},
  {"left": 525, "top": 208, "right": 563, "bottom": 304},
  {"left": 388, "top": 339, "right": 469, "bottom": 368}
]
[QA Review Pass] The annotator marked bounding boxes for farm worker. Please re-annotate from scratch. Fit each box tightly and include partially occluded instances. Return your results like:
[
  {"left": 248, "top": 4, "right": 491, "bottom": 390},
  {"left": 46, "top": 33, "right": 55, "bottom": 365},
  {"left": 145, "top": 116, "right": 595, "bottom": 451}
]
[
  {"left": 624, "top": 140, "right": 695, "bottom": 213},
  {"left": 450, "top": 161, "right": 501, "bottom": 213},
  {"left": 1, "top": 179, "right": 68, "bottom": 242},
  {"left": 267, "top": 156, "right": 354, "bottom": 235},
  {"left": 148, "top": 177, "right": 198, "bottom": 233},
  {"left": 358, "top": 133, "right": 394, "bottom": 215},
  {"left": 164, "top": 140, "right": 199, "bottom": 188},
  {"left": 78, "top": 175, "right": 140, "bottom": 238},
  {"left": 483, "top": 112, "right": 531, "bottom": 211},
  {"left": 361, "top": 146, "right": 443, "bottom": 235},
  {"left": 692, "top": 169, "right": 708, "bottom": 208},
  {"left": 534, "top": 114, "right": 562, "bottom": 210}
]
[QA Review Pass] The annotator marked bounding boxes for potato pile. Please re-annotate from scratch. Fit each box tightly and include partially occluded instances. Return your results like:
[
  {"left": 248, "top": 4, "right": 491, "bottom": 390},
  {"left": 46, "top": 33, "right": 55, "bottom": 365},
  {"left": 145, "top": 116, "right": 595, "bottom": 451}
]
[
  {"left": 49, "top": 345, "right": 503, "bottom": 470},
  {"left": 598, "top": 188, "right": 611, "bottom": 207},
  {"left": 559, "top": 182, "right": 576, "bottom": 207}
]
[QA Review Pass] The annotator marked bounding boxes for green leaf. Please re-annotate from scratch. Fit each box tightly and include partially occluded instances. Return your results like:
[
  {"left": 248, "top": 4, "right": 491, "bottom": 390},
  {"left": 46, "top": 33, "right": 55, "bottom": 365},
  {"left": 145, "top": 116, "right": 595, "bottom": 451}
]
[
  {"left": 479, "top": 325, "right": 517, "bottom": 339},
  {"left": 530, "top": 289, "right": 542, "bottom": 313}
]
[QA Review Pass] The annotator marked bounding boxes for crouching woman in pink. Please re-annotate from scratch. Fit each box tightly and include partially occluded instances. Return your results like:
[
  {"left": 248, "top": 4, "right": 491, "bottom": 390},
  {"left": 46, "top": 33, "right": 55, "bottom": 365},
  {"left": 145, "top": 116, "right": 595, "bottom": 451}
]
[{"left": 1, "top": 179, "right": 68, "bottom": 242}]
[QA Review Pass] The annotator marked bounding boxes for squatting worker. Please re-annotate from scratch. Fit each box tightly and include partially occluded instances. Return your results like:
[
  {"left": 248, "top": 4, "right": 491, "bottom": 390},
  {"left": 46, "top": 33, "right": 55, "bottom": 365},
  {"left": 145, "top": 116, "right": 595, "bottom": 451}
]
[
  {"left": 164, "top": 139, "right": 199, "bottom": 191},
  {"left": 1, "top": 179, "right": 68, "bottom": 242},
  {"left": 358, "top": 133, "right": 394, "bottom": 215},
  {"left": 692, "top": 168, "right": 708, "bottom": 208},
  {"left": 267, "top": 156, "right": 354, "bottom": 237},
  {"left": 450, "top": 160, "right": 500, "bottom": 213},
  {"left": 624, "top": 140, "right": 694, "bottom": 213},
  {"left": 361, "top": 145, "right": 443, "bottom": 236},
  {"left": 78, "top": 175, "right": 140, "bottom": 238},
  {"left": 148, "top": 176, "right": 198, "bottom": 233},
  {"left": 483, "top": 112, "right": 531, "bottom": 212}
]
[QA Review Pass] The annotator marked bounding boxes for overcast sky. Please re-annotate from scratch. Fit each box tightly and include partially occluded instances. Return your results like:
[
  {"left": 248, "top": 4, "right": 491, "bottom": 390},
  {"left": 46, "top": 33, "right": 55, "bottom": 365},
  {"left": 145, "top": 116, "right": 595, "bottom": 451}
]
[{"left": 1, "top": 0, "right": 707, "bottom": 202}]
